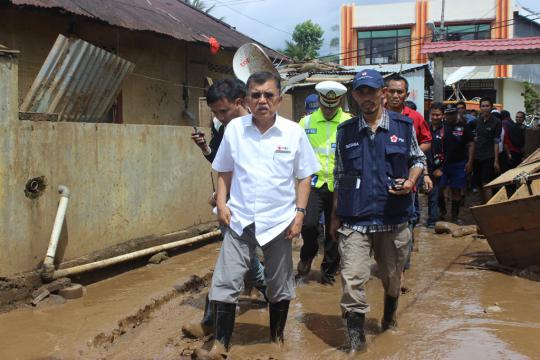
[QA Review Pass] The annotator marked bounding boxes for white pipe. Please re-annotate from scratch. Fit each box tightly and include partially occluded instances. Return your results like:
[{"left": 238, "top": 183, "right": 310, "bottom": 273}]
[
  {"left": 52, "top": 229, "right": 221, "bottom": 280},
  {"left": 42, "top": 185, "right": 70, "bottom": 281}
]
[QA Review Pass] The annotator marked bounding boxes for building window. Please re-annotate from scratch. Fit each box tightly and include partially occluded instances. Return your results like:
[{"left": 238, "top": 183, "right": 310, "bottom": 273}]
[
  {"left": 445, "top": 24, "right": 491, "bottom": 41},
  {"left": 357, "top": 29, "right": 411, "bottom": 64}
]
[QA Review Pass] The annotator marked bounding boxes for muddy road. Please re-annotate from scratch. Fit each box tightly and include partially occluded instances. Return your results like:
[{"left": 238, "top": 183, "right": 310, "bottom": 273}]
[{"left": 1, "top": 222, "right": 540, "bottom": 359}]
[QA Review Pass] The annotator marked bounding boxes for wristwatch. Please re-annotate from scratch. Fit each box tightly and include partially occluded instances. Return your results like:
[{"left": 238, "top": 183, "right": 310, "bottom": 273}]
[{"left": 295, "top": 207, "right": 306, "bottom": 214}]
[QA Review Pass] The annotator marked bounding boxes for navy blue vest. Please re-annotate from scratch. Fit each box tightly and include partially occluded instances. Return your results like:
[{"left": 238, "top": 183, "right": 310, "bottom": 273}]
[{"left": 336, "top": 111, "right": 414, "bottom": 225}]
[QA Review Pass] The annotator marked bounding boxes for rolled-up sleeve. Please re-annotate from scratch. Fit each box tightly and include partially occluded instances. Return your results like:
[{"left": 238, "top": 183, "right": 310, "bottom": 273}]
[
  {"left": 294, "top": 129, "right": 321, "bottom": 179},
  {"left": 409, "top": 126, "right": 426, "bottom": 169}
]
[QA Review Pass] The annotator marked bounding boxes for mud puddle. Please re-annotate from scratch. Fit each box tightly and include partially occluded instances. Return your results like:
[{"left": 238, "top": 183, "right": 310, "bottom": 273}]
[{"left": 1, "top": 204, "right": 540, "bottom": 359}]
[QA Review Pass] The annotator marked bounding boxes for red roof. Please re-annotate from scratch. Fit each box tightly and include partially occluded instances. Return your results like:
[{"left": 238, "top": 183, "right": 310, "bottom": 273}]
[{"left": 422, "top": 37, "right": 540, "bottom": 55}]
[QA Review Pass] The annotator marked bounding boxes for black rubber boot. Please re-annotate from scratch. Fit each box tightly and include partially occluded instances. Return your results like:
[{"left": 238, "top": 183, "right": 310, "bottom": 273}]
[
  {"left": 346, "top": 312, "right": 366, "bottom": 353},
  {"left": 256, "top": 284, "right": 269, "bottom": 303},
  {"left": 381, "top": 295, "right": 399, "bottom": 331},
  {"left": 438, "top": 197, "right": 447, "bottom": 220},
  {"left": 192, "top": 301, "right": 236, "bottom": 360},
  {"left": 269, "top": 300, "right": 290, "bottom": 344},
  {"left": 214, "top": 302, "right": 236, "bottom": 349},
  {"left": 451, "top": 200, "right": 461, "bottom": 223}
]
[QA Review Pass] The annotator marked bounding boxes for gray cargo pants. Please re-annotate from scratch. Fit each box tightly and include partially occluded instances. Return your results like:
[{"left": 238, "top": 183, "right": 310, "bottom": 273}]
[
  {"left": 338, "top": 223, "right": 410, "bottom": 315},
  {"left": 209, "top": 224, "right": 295, "bottom": 304}
]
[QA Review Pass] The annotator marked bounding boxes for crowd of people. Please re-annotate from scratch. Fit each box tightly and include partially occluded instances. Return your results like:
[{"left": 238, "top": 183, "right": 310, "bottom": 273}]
[
  {"left": 186, "top": 69, "right": 531, "bottom": 358},
  {"left": 426, "top": 98, "right": 529, "bottom": 226}
]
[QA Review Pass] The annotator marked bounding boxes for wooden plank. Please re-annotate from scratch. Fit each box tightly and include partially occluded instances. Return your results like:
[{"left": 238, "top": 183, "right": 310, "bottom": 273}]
[
  {"left": 19, "top": 112, "right": 59, "bottom": 122},
  {"left": 198, "top": 97, "right": 212, "bottom": 128},
  {"left": 521, "top": 147, "right": 540, "bottom": 166},
  {"left": 471, "top": 195, "right": 540, "bottom": 236},
  {"left": 487, "top": 229, "right": 540, "bottom": 268},
  {"left": 485, "top": 162, "right": 540, "bottom": 188}
]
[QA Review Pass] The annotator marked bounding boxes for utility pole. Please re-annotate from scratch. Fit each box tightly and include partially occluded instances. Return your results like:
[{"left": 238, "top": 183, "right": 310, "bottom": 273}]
[
  {"left": 433, "top": 0, "right": 446, "bottom": 102},
  {"left": 440, "top": 0, "right": 445, "bottom": 41}
]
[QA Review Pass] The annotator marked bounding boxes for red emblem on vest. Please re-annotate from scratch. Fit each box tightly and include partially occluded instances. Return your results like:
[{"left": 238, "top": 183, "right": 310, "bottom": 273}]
[{"left": 390, "top": 135, "right": 398, "bottom": 143}]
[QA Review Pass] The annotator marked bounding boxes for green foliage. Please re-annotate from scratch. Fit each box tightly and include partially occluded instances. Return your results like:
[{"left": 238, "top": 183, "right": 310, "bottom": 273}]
[
  {"left": 523, "top": 81, "right": 540, "bottom": 114},
  {"left": 284, "top": 20, "right": 324, "bottom": 61},
  {"left": 183, "top": 0, "right": 223, "bottom": 19}
]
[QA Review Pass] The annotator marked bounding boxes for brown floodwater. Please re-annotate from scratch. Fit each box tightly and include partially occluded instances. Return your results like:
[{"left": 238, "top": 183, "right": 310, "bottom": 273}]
[{"left": 1, "top": 224, "right": 539, "bottom": 359}]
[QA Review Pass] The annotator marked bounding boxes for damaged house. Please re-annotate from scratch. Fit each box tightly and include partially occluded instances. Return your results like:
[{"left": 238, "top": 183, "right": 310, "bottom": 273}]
[{"left": 0, "top": 0, "right": 285, "bottom": 292}]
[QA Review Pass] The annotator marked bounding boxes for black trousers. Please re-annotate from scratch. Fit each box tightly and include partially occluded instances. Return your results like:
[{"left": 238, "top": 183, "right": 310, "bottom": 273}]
[{"left": 300, "top": 185, "right": 340, "bottom": 276}]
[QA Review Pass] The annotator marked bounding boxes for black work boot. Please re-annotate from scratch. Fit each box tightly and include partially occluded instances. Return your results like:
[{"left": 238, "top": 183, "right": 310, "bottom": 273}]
[
  {"left": 381, "top": 295, "right": 399, "bottom": 331},
  {"left": 269, "top": 300, "right": 290, "bottom": 345},
  {"left": 438, "top": 197, "right": 447, "bottom": 220},
  {"left": 192, "top": 301, "right": 236, "bottom": 360},
  {"left": 346, "top": 312, "right": 366, "bottom": 353},
  {"left": 297, "top": 257, "right": 314, "bottom": 276},
  {"left": 451, "top": 200, "right": 461, "bottom": 223},
  {"left": 182, "top": 295, "right": 213, "bottom": 338}
]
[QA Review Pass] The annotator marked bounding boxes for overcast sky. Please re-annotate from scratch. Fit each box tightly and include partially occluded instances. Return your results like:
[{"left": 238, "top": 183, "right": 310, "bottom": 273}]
[{"left": 209, "top": 0, "right": 540, "bottom": 57}]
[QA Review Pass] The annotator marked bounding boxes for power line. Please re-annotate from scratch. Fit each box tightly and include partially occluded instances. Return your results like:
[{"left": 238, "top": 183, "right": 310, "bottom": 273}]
[
  {"left": 318, "top": 11, "right": 540, "bottom": 62},
  {"left": 320, "top": 11, "right": 539, "bottom": 60},
  {"left": 337, "top": 17, "right": 540, "bottom": 64},
  {"left": 211, "top": 0, "right": 292, "bottom": 36}
]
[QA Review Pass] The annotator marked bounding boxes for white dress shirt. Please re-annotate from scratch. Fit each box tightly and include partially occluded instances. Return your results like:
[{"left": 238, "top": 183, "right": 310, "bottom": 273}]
[{"left": 212, "top": 114, "right": 320, "bottom": 246}]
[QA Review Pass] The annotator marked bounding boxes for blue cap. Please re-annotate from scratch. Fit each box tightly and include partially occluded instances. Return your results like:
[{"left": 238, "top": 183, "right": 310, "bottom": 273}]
[
  {"left": 352, "top": 69, "right": 384, "bottom": 90},
  {"left": 305, "top": 93, "right": 319, "bottom": 114}
]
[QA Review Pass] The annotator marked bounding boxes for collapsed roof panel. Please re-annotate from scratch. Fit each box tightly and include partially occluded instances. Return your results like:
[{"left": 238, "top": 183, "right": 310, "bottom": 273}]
[{"left": 20, "top": 34, "right": 135, "bottom": 122}]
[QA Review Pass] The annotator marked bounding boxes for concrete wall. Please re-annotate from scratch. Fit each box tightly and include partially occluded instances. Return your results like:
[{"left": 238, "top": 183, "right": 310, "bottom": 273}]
[
  {"left": 354, "top": 2, "right": 416, "bottom": 27},
  {"left": 0, "top": 4, "right": 236, "bottom": 126},
  {"left": 428, "top": 0, "right": 497, "bottom": 23},
  {"left": 0, "top": 53, "right": 216, "bottom": 277},
  {"left": 499, "top": 79, "right": 540, "bottom": 116}
]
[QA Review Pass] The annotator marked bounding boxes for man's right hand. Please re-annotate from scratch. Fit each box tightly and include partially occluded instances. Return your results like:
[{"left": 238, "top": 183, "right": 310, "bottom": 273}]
[
  {"left": 191, "top": 131, "right": 210, "bottom": 154},
  {"left": 217, "top": 205, "right": 232, "bottom": 226},
  {"left": 329, "top": 215, "right": 341, "bottom": 242}
]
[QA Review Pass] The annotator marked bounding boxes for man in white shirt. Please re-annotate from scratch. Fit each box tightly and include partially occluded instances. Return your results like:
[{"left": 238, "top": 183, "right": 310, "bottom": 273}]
[{"left": 193, "top": 71, "right": 320, "bottom": 360}]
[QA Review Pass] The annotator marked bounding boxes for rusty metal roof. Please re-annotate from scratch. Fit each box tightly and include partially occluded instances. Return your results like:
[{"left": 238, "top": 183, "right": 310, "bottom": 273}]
[
  {"left": 422, "top": 37, "right": 540, "bottom": 55},
  {"left": 9, "top": 0, "right": 286, "bottom": 60},
  {"left": 20, "top": 34, "right": 134, "bottom": 122}
]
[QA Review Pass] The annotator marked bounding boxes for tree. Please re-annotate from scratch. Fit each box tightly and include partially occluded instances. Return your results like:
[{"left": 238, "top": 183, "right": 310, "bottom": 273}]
[
  {"left": 183, "top": 0, "right": 216, "bottom": 15},
  {"left": 283, "top": 20, "right": 324, "bottom": 61},
  {"left": 523, "top": 81, "right": 540, "bottom": 114},
  {"left": 320, "top": 24, "right": 340, "bottom": 64}
]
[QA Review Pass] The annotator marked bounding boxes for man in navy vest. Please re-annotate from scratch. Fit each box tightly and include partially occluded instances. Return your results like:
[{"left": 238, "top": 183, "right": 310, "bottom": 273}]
[{"left": 330, "top": 69, "right": 426, "bottom": 353}]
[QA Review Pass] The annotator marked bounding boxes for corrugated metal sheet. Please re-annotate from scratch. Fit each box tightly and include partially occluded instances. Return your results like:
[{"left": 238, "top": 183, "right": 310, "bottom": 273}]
[
  {"left": 9, "top": 0, "right": 286, "bottom": 61},
  {"left": 20, "top": 34, "right": 134, "bottom": 122},
  {"left": 422, "top": 37, "right": 540, "bottom": 55}
]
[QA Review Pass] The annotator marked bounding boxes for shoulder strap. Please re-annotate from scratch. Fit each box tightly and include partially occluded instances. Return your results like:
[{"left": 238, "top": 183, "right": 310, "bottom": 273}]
[{"left": 304, "top": 114, "right": 312, "bottom": 129}]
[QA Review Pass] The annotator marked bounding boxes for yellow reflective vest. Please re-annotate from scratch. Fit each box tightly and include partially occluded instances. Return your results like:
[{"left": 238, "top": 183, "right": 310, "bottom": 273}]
[{"left": 299, "top": 108, "right": 352, "bottom": 192}]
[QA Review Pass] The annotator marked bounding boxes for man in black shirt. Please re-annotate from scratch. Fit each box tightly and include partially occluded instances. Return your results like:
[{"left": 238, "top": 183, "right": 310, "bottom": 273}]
[
  {"left": 473, "top": 97, "right": 502, "bottom": 203},
  {"left": 440, "top": 104, "right": 475, "bottom": 223},
  {"left": 427, "top": 102, "right": 445, "bottom": 227},
  {"left": 192, "top": 79, "right": 248, "bottom": 163}
]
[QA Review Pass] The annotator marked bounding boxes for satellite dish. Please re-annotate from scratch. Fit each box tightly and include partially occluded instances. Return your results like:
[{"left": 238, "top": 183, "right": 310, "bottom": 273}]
[{"left": 233, "top": 43, "right": 280, "bottom": 84}]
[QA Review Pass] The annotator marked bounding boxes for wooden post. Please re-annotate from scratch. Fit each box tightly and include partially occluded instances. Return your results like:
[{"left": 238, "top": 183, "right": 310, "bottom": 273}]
[
  {"left": 433, "top": 56, "right": 444, "bottom": 102},
  {"left": 0, "top": 49, "right": 19, "bottom": 125}
]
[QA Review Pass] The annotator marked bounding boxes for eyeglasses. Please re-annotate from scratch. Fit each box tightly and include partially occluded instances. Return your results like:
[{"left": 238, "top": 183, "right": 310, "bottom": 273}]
[{"left": 250, "top": 91, "right": 276, "bottom": 100}]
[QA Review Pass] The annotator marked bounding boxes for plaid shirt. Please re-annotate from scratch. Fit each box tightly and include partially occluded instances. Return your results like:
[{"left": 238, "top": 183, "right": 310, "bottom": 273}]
[{"left": 334, "top": 109, "right": 426, "bottom": 234}]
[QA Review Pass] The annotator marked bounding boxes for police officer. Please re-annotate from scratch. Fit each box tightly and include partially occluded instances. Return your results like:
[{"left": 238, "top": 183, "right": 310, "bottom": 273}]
[
  {"left": 297, "top": 81, "right": 351, "bottom": 285},
  {"left": 330, "top": 70, "right": 426, "bottom": 353},
  {"left": 304, "top": 93, "right": 319, "bottom": 115}
]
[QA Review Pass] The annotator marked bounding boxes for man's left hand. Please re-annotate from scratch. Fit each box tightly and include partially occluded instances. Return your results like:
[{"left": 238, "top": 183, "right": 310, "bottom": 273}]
[
  {"left": 286, "top": 213, "right": 304, "bottom": 240},
  {"left": 423, "top": 175, "right": 433, "bottom": 192},
  {"left": 494, "top": 161, "right": 501, "bottom": 174},
  {"left": 388, "top": 178, "right": 414, "bottom": 195}
]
